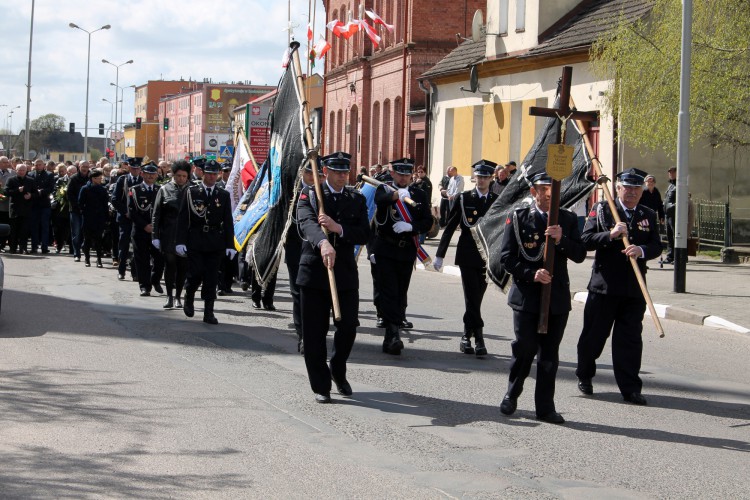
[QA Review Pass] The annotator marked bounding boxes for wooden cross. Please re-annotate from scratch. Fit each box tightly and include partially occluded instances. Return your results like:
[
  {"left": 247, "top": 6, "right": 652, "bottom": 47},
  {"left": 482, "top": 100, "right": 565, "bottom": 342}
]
[{"left": 528, "top": 66, "right": 598, "bottom": 334}]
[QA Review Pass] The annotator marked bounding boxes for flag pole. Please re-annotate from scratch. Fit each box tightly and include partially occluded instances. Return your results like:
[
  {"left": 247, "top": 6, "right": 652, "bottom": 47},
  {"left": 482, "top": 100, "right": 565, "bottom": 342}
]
[{"left": 289, "top": 40, "right": 342, "bottom": 321}]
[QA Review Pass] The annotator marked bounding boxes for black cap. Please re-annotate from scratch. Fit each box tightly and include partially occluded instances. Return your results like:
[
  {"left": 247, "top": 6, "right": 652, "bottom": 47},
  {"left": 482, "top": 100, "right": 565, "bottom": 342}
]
[
  {"left": 505, "top": 161, "right": 517, "bottom": 168},
  {"left": 530, "top": 171, "right": 553, "bottom": 185},
  {"left": 617, "top": 168, "right": 647, "bottom": 187},
  {"left": 127, "top": 157, "right": 143, "bottom": 168},
  {"left": 667, "top": 166, "right": 676, "bottom": 172},
  {"left": 472, "top": 159, "right": 497, "bottom": 177},
  {"left": 221, "top": 164, "right": 232, "bottom": 172},
  {"left": 192, "top": 157, "right": 207, "bottom": 169},
  {"left": 203, "top": 159, "right": 221, "bottom": 174},
  {"left": 391, "top": 158, "right": 414, "bottom": 175},
  {"left": 303, "top": 159, "right": 323, "bottom": 173},
  {"left": 141, "top": 162, "right": 158, "bottom": 174},
  {"left": 321, "top": 151, "right": 351, "bottom": 172}
]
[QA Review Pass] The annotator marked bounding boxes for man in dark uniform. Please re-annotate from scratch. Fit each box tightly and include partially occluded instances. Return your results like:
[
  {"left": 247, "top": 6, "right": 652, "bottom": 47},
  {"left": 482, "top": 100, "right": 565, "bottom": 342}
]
[
  {"left": 372, "top": 158, "right": 432, "bottom": 355},
  {"left": 576, "top": 168, "right": 662, "bottom": 406},
  {"left": 296, "top": 152, "right": 370, "bottom": 403},
  {"left": 112, "top": 157, "right": 143, "bottom": 280},
  {"left": 176, "top": 160, "right": 235, "bottom": 325},
  {"left": 498, "top": 172, "right": 587, "bottom": 424},
  {"left": 282, "top": 162, "right": 324, "bottom": 355},
  {"left": 433, "top": 159, "right": 499, "bottom": 356},
  {"left": 127, "top": 162, "right": 164, "bottom": 297},
  {"left": 663, "top": 166, "right": 677, "bottom": 264}
]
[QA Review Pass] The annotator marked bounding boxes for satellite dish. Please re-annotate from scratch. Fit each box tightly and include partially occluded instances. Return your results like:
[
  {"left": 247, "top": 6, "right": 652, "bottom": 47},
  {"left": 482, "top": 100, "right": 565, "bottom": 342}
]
[
  {"left": 28, "top": 150, "right": 37, "bottom": 160},
  {"left": 471, "top": 10, "right": 484, "bottom": 43},
  {"left": 469, "top": 66, "right": 479, "bottom": 93}
]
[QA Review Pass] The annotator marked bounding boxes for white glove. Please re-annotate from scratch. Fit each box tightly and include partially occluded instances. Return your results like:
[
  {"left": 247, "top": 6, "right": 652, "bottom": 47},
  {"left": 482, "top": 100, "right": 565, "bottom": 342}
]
[
  {"left": 397, "top": 188, "right": 410, "bottom": 201},
  {"left": 152, "top": 239, "right": 161, "bottom": 250},
  {"left": 433, "top": 256, "right": 443, "bottom": 272},
  {"left": 393, "top": 221, "right": 413, "bottom": 234},
  {"left": 175, "top": 244, "right": 187, "bottom": 256},
  {"left": 226, "top": 248, "right": 237, "bottom": 259},
  {"left": 368, "top": 254, "right": 376, "bottom": 264}
]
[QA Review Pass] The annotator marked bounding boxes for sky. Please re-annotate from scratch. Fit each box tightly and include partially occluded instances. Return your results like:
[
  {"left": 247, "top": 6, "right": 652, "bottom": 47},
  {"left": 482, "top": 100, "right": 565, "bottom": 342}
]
[{"left": 0, "top": 0, "right": 326, "bottom": 139}]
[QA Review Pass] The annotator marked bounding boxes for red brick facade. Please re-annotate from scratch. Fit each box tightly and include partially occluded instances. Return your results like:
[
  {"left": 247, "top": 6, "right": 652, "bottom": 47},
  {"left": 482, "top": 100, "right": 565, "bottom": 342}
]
[{"left": 323, "top": 0, "right": 484, "bottom": 173}]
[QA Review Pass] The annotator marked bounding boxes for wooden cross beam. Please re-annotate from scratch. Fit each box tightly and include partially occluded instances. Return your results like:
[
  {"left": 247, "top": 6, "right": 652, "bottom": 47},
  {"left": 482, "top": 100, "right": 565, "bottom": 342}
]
[{"left": 528, "top": 66, "right": 598, "bottom": 334}]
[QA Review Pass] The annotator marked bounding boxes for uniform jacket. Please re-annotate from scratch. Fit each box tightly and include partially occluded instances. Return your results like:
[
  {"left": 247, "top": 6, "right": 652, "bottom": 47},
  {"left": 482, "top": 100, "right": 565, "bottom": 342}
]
[
  {"left": 436, "top": 188, "right": 498, "bottom": 267},
  {"left": 78, "top": 181, "right": 110, "bottom": 232},
  {"left": 176, "top": 184, "right": 233, "bottom": 253},
  {"left": 372, "top": 182, "right": 432, "bottom": 262},
  {"left": 582, "top": 200, "right": 662, "bottom": 298},
  {"left": 29, "top": 169, "right": 55, "bottom": 209},
  {"left": 5, "top": 175, "right": 37, "bottom": 218},
  {"left": 284, "top": 181, "right": 306, "bottom": 265},
  {"left": 112, "top": 174, "right": 143, "bottom": 221},
  {"left": 500, "top": 206, "right": 586, "bottom": 314},
  {"left": 296, "top": 183, "right": 370, "bottom": 292},
  {"left": 664, "top": 180, "right": 676, "bottom": 219},
  {"left": 152, "top": 180, "right": 187, "bottom": 254},
  {"left": 0, "top": 168, "right": 16, "bottom": 212},
  {"left": 128, "top": 183, "right": 160, "bottom": 237}
]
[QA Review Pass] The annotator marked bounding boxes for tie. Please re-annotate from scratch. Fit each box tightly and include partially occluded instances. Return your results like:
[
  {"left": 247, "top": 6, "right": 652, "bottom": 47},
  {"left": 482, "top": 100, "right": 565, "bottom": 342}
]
[
  {"left": 206, "top": 187, "right": 212, "bottom": 198},
  {"left": 540, "top": 211, "right": 548, "bottom": 225},
  {"left": 626, "top": 209, "right": 634, "bottom": 220}
]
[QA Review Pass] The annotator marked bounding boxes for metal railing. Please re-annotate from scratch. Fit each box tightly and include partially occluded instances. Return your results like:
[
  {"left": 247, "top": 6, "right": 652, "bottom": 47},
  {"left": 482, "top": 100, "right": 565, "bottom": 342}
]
[{"left": 696, "top": 200, "right": 731, "bottom": 250}]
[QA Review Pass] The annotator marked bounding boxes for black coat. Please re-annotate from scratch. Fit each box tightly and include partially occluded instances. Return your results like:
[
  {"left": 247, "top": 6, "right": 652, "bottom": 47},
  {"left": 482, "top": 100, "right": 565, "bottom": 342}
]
[
  {"left": 152, "top": 181, "right": 187, "bottom": 254},
  {"left": 582, "top": 200, "right": 662, "bottom": 298},
  {"left": 176, "top": 184, "right": 234, "bottom": 252},
  {"left": 436, "top": 188, "right": 498, "bottom": 268},
  {"left": 5, "top": 175, "right": 37, "bottom": 218},
  {"left": 664, "top": 181, "right": 676, "bottom": 219},
  {"left": 411, "top": 177, "right": 432, "bottom": 204},
  {"left": 372, "top": 182, "right": 432, "bottom": 262},
  {"left": 500, "top": 206, "right": 586, "bottom": 314},
  {"left": 296, "top": 183, "right": 370, "bottom": 292},
  {"left": 128, "top": 183, "right": 160, "bottom": 238},
  {"left": 66, "top": 172, "right": 90, "bottom": 214},
  {"left": 78, "top": 181, "right": 110, "bottom": 232},
  {"left": 29, "top": 169, "right": 55, "bottom": 209},
  {"left": 112, "top": 174, "right": 143, "bottom": 221},
  {"left": 640, "top": 187, "right": 664, "bottom": 220}
]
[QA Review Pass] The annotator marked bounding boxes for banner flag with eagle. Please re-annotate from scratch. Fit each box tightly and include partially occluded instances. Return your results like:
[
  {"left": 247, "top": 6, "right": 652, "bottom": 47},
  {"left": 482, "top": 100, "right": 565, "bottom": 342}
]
[
  {"left": 232, "top": 160, "right": 272, "bottom": 251},
  {"left": 472, "top": 96, "right": 596, "bottom": 291},
  {"left": 249, "top": 43, "right": 306, "bottom": 286}
]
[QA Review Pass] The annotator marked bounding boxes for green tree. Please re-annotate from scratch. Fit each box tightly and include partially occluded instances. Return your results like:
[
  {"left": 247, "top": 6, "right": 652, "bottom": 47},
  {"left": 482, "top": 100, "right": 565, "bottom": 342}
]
[
  {"left": 590, "top": 0, "right": 750, "bottom": 155},
  {"left": 30, "top": 113, "right": 66, "bottom": 132},
  {"left": 88, "top": 148, "right": 103, "bottom": 161}
]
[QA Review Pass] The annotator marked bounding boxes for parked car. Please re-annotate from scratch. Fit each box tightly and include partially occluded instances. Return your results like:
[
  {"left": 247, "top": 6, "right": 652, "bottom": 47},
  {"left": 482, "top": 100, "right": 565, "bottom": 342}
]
[{"left": 0, "top": 224, "right": 10, "bottom": 314}]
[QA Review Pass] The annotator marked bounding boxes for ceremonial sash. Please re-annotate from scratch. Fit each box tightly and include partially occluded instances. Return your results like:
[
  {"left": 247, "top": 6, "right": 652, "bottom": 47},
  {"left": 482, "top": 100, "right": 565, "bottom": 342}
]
[{"left": 394, "top": 198, "right": 431, "bottom": 266}]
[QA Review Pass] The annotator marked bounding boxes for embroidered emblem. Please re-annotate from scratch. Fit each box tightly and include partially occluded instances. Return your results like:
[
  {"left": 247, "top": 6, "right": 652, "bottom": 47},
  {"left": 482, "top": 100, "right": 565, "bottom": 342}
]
[
  {"left": 506, "top": 217, "right": 511, "bottom": 225},
  {"left": 524, "top": 242, "right": 538, "bottom": 249},
  {"left": 467, "top": 218, "right": 473, "bottom": 223}
]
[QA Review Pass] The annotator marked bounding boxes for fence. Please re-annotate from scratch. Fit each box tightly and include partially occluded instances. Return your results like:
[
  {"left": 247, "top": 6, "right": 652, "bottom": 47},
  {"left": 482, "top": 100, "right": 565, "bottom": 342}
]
[{"left": 696, "top": 200, "right": 731, "bottom": 250}]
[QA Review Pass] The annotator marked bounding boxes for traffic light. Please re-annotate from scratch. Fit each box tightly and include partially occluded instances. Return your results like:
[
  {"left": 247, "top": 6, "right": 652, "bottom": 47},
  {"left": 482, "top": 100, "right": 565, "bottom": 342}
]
[
  {"left": 98, "top": 123, "right": 104, "bottom": 135},
  {"left": 163, "top": 118, "right": 169, "bottom": 130},
  {"left": 135, "top": 117, "right": 142, "bottom": 129},
  {"left": 69, "top": 122, "right": 75, "bottom": 134}
]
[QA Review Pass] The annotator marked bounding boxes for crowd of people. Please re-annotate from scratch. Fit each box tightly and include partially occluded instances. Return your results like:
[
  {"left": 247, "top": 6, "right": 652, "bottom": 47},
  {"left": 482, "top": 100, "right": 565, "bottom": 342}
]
[{"left": 0, "top": 152, "right": 676, "bottom": 420}]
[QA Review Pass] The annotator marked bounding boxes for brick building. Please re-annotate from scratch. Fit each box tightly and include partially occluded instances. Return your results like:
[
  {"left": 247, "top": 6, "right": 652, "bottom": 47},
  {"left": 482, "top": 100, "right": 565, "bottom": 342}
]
[{"left": 322, "top": 0, "right": 484, "bottom": 173}]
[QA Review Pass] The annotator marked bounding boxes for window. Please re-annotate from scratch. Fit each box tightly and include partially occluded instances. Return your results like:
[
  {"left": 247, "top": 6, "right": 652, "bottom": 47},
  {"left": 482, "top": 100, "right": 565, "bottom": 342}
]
[
  {"left": 499, "top": 0, "right": 508, "bottom": 35},
  {"left": 516, "top": 0, "right": 526, "bottom": 31}
]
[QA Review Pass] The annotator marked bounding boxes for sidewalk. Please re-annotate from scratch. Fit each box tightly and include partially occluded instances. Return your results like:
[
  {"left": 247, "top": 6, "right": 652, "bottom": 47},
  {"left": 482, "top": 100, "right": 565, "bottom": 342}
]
[{"left": 420, "top": 230, "right": 750, "bottom": 333}]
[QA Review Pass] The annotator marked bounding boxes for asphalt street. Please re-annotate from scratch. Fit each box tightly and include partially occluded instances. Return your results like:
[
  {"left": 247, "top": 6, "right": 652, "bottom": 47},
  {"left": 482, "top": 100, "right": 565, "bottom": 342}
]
[{"left": 1, "top": 251, "right": 748, "bottom": 499}]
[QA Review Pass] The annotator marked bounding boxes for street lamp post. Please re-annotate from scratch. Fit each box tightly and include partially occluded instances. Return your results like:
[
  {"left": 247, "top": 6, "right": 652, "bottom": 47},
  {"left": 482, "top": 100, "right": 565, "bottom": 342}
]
[
  {"left": 110, "top": 82, "right": 135, "bottom": 157},
  {"left": 102, "top": 59, "right": 133, "bottom": 157},
  {"left": 69, "top": 22, "right": 110, "bottom": 161},
  {"left": 6, "top": 106, "right": 20, "bottom": 156}
]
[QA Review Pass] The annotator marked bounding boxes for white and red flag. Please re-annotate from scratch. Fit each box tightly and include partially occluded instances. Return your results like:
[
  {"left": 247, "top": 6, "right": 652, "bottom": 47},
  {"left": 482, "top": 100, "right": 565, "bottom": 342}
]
[
  {"left": 327, "top": 19, "right": 345, "bottom": 37},
  {"left": 339, "top": 20, "right": 360, "bottom": 39},
  {"left": 307, "top": 23, "right": 313, "bottom": 41},
  {"left": 226, "top": 132, "right": 258, "bottom": 210},
  {"left": 358, "top": 19, "right": 381, "bottom": 47},
  {"left": 365, "top": 9, "right": 394, "bottom": 32},
  {"left": 313, "top": 37, "right": 331, "bottom": 58}
]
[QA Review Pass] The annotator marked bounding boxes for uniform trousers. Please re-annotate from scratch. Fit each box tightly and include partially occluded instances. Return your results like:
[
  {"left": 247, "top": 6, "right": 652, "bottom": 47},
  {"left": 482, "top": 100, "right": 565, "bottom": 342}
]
[
  {"left": 507, "top": 310, "right": 568, "bottom": 416},
  {"left": 117, "top": 220, "right": 134, "bottom": 276},
  {"left": 300, "top": 285, "right": 358, "bottom": 396},
  {"left": 132, "top": 234, "right": 164, "bottom": 292},
  {"left": 576, "top": 292, "right": 645, "bottom": 395},
  {"left": 375, "top": 256, "right": 413, "bottom": 325},
  {"left": 9, "top": 215, "right": 30, "bottom": 253},
  {"left": 251, "top": 273, "right": 276, "bottom": 306},
  {"left": 162, "top": 252, "right": 188, "bottom": 296},
  {"left": 666, "top": 215, "right": 675, "bottom": 260},
  {"left": 185, "top": 249, "right": 222, "bottom": 301},
  {"left": 284, "top": 242, "right": 302, "bottom": 335},
  {"left": 0, "top": 211, "right": 9, "bottom": 249},
  {"left": 460, "top": 265, "right": 488, "bottom": 329},
  {"left": 30, "top": 206, "right": 51, "bottom": 252},
  {"left": 53, "top": 211, "right": 70, "bottom": 252}
]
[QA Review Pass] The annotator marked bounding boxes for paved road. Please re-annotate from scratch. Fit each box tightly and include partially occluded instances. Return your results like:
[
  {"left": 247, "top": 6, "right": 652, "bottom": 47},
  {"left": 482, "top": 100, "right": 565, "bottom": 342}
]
[{"left": 1, "top": 252, "right": 748, "bottom": 498}]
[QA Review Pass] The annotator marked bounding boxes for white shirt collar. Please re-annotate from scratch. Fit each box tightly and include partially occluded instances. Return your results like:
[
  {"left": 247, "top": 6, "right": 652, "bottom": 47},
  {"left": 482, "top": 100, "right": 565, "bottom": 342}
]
[{"left": 326, "top": 180, "right": 342, "bottom": 195}]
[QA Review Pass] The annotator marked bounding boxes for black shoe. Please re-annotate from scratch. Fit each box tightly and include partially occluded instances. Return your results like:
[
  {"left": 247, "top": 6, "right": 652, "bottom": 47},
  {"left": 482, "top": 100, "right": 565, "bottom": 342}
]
[
  {"left": 203, "top": 314, "right": 219, "bottom": 325},
  {"left": 314, "top": 393, "right": 331, "bottom": 404},
  {"left": 332, "top": 377, "right": 353, "bottom": 396},
  {"left": 623, "top": 392, "right": 647, "bottom": 405},
  {"left": 152, "top": 281, "right": 164, "bottom": 294},
  {"left": 183, "top": 294, "right": 195, "bottom": 318},
  {"left": 41, "top": 249, "right": 50, "bottom": 254},
  {"left": 376, "top": 316, "right": 385, "bottom": 328},
  {"left": 400, "top": 319, "right": 413, "bottom": 329},
  {"left": 251, "top": 300, "right": 261, "bottom": 309},
  {"left": 84, "top": 260, "right": 91, "bottom": 267},
  {"left": 577, "top": 378, "right": 593, "bottom": 395},
  {"left": 537, "top": 411, "right": 565, "bottom": 424},
  {"left": 217, "top": 289, "right": 226, "bottom": 296},
  {"left": 163, "top": 297, "right": 174, "bottom": 309},
  {"left": 263, "top": 303, "right": 276, "bottom": 311},
  {"left": 55, "top": 248, "right": 62, "bottom": 254},
  {"left": 459, "top": 335, "right": 475, "bottom": 355},
  {"left": 241, "top": 282, "right": 249, "bottom": 291},
  {"left": 174, "top": 297, "right": 183, "bottom": 309},
  {"left": 96, "top": 259, "right": 103, "bottom": 268},
  {"left": 118, "top": 274, "right": 125, "bottom": 281},
  {"left": 139, "top": 288, "right": 150, "bottom": 297},
  {"left": 500, "top": 395, "right": 517, "bottom": 415},
  {"left": 474, "top": 328, "right": 488, "bottom": 356},
  {"left": 74, "top": 256, "right": 81, "bottom": 262}
]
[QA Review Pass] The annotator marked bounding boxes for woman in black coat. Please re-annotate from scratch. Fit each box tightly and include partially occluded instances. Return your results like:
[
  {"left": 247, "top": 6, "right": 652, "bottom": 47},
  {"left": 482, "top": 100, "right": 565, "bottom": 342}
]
[
  {"left": 78, "top": 169, "right": 109, "bottom": 267},
  {"left": 152, "top": 161, "right": 191, "bottom": 308}
]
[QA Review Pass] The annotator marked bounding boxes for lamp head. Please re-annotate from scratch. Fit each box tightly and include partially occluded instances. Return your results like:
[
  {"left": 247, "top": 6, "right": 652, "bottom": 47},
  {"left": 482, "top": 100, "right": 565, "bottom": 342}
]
[
  {"left": 69, "top": 23, "right": 79, "bottom": 29},
  {"left": 101, "top": 25, "right": 111, "bottom": 30},
  {"left": 102, "top": 58, "right": 110, "bottom": 64},
  {"left": 126, "top": 60, "right": 133, "bottom": 64}
]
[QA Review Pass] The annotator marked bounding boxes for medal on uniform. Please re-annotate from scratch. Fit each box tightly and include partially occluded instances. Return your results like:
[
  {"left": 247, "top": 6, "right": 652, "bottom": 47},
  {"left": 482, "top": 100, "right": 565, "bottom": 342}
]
[
  {"left": 473, "top": 210, "right": 478, "bottom": 215},
  {"left": 534, "top": 234, "right": 539, "bottom": 240}
]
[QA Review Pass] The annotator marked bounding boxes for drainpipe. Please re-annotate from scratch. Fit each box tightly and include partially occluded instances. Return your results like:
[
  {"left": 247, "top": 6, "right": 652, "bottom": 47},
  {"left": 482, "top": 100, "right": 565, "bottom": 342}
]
[{"left": 418, "top": 78, "right": 431, "bottom": 172}]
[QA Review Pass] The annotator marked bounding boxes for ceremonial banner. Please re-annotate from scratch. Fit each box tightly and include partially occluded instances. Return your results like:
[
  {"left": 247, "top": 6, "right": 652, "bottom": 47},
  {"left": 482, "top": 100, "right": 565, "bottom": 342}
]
[
  {"left": 232, "top": 160, "right": 271, "bottom": 251},
  {"left": 250, "top": 43, "right": 306, "bottom": 286},
  {"left": 226, "top": 128, "right": 257, "bottom": 211},
  {"left": 472, "top": 96, "right": 595, "bottom": 290}
]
